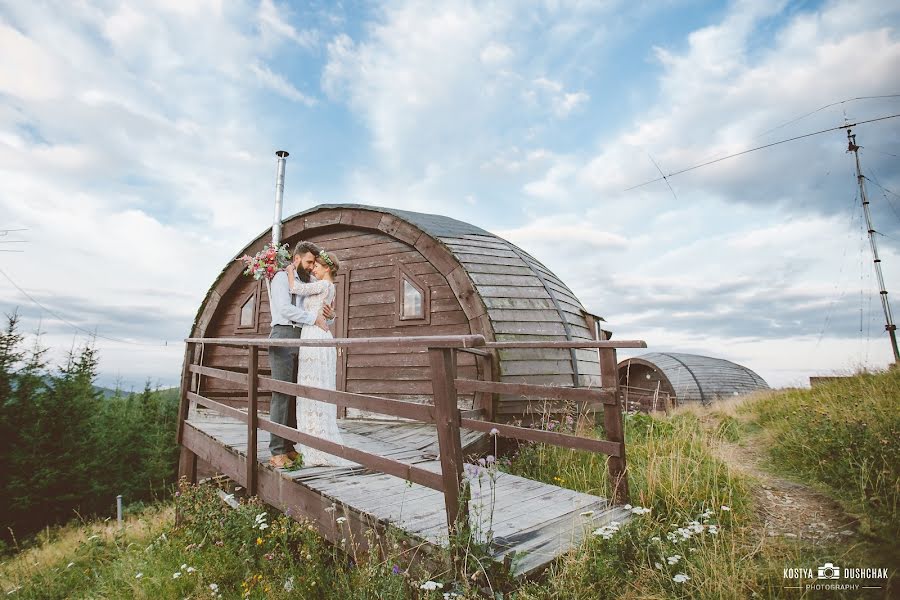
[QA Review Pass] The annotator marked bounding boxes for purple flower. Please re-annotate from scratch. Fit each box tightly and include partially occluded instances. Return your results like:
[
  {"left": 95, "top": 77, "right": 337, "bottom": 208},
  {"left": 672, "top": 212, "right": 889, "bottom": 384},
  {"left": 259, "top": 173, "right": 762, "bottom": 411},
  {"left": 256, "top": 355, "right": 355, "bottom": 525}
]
[{"left": 392, "top": 565, "right": 401, "bottom": 575}]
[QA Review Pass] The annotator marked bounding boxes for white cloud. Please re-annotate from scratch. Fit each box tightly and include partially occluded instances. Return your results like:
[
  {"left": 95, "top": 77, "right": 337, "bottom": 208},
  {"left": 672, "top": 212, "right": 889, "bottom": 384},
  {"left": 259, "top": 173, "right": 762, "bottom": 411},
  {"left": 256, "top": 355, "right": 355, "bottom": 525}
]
[
  {"left": 0, "top": 23, "right": 64, "bottom": 100},
  {"left": 257, "top": 0, "right": 319, "bottom": 49},
  {"left": 250, "top": 62, "right": 317, "bottom": 105},
  {"left": 480, "top": 41, "right": 513, "bottom": 65}
]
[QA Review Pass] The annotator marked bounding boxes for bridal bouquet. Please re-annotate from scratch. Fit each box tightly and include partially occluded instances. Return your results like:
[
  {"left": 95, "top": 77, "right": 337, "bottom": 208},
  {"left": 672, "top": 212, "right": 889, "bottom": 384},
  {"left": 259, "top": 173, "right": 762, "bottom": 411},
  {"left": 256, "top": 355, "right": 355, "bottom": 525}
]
[{"left": 236, "top": 242, "right": 291, "bottom": 280}]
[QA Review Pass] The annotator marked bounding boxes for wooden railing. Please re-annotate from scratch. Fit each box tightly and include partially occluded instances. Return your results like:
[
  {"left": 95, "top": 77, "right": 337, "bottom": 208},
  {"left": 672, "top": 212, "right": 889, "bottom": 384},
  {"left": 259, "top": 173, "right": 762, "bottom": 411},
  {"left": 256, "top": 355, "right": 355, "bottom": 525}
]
[{"left": 176, "top": 334, "right": 645, "bottom": 540}]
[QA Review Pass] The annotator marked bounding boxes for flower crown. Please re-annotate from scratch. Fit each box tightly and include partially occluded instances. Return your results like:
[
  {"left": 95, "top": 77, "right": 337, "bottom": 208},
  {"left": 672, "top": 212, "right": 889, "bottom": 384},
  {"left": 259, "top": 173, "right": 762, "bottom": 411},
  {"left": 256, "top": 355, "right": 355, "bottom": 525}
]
[{"left": 319, "top": 250, "right": 335, "bottom": 269}]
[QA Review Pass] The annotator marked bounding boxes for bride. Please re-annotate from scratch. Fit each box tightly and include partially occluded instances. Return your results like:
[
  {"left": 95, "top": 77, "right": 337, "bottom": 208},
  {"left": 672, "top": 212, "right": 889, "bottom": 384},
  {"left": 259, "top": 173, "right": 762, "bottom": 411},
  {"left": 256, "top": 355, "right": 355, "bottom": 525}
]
[{"left": 286, "top": 250, "right": 353, "bottom": 467}]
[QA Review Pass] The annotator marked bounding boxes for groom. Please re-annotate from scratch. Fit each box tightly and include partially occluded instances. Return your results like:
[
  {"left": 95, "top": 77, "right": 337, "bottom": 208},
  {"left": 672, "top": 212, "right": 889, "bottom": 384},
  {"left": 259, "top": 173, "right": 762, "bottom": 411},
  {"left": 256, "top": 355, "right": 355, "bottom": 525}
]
[{"left": 267, "top": 240, "right": 334, "bottom": 468}]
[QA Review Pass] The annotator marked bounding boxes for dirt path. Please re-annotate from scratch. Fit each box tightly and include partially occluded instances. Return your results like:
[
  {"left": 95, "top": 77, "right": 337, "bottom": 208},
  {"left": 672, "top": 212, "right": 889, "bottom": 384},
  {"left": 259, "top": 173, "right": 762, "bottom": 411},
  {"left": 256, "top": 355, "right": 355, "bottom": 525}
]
[{"left": 712, "top": 434, "right": 857, "bottom": 544}]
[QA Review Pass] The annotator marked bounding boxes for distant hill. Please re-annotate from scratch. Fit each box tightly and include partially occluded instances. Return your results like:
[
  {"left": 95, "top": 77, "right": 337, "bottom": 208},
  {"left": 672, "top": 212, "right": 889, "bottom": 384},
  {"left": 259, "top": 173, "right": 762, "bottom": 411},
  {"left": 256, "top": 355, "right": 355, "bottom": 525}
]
[{"left": 92, "top": 384, "right": 179, "bottom": 400}]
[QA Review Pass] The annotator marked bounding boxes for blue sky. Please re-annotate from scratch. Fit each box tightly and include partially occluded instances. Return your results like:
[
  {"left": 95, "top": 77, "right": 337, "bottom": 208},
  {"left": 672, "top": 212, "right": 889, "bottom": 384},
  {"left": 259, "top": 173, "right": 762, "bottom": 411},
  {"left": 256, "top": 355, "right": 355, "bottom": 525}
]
[{"left": 1, "top": 0, "right": 898, "bottom": 390}]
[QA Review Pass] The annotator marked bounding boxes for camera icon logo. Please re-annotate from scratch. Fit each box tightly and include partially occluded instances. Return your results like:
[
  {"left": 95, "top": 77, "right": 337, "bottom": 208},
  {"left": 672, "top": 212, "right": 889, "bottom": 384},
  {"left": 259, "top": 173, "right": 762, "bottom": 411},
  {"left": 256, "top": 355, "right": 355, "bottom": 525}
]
[{"left": 818, "top": 563, "right": 840, "bottom": 580}]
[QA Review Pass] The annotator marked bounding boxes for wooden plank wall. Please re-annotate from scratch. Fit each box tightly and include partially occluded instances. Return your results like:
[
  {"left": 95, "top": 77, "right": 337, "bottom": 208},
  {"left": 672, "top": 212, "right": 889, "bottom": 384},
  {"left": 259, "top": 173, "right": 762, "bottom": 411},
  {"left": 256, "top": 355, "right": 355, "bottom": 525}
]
[
  {"left": 437, "top": 234, "right": 601, "bottom": 417},
  {"left": 199, "top": 228, "right": 478, "bottom": 415}
]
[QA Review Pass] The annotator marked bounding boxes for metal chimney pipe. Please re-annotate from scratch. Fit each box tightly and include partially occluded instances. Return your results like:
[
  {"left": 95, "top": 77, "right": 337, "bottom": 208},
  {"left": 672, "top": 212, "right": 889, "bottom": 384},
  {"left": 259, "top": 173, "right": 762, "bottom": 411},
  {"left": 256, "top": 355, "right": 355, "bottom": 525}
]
[{"left": 272, "top": 150, "right": 289, "bottom": 246}]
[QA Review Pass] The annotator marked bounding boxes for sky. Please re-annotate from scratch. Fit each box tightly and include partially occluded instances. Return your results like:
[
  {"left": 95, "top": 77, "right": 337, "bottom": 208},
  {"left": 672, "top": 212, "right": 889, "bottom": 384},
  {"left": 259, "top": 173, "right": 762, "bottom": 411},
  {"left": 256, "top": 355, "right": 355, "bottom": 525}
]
[{"left": 1, "top": 0, "right": 899, "bottom": 391}]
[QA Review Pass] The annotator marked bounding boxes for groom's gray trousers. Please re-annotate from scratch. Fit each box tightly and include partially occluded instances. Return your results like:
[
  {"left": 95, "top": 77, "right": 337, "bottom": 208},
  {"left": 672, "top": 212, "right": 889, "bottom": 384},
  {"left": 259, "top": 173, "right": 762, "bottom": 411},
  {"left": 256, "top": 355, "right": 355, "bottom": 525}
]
[{"left": 268, "top": 324, "right": 303, "bottom": 456}]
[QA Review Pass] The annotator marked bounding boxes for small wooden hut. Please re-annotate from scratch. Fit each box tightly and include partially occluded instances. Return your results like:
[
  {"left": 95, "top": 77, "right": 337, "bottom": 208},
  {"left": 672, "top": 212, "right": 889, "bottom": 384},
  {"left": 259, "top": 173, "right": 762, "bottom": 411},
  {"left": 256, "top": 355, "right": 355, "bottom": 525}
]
[
  {"left": 189, "top": 204, "right": 607, "bottom": 422},
  {"left": 617, "top": 352, "right": 769, "bottom": 410}
]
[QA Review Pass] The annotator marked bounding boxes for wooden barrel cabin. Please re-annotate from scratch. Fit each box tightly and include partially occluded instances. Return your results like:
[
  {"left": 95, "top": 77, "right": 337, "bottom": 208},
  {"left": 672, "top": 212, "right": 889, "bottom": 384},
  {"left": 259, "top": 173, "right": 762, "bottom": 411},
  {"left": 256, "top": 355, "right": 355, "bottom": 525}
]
[
  {"left": 617, "top": 352, "right": 769, "bottom": 410},
  {"left": 188, "top": 204, "right": 609, "bottom": 422}
]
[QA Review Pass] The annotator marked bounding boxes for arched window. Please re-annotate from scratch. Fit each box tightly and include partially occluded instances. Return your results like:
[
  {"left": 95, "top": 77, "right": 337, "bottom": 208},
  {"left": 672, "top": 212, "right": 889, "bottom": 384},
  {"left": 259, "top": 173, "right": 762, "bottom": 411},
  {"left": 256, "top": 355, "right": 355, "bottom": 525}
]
[{"left": 395, "top": 264, "right": 430, "bottom": 325}]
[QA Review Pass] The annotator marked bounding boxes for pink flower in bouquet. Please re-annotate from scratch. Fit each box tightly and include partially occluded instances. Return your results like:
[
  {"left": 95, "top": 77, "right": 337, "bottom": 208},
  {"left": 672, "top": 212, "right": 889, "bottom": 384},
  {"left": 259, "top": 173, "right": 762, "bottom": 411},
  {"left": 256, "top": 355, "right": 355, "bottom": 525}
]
[{"left": 236, "top": 242, "right": 291, "bottom": 280}]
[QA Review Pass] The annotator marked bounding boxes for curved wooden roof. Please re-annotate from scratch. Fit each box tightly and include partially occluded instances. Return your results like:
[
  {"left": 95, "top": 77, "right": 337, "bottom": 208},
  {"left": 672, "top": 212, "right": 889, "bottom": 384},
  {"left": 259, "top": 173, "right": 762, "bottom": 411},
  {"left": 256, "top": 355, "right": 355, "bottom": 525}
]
[
  {"left": 191, "top": 204, "right": 602, "bottom": 390},
  {"left": 618, "top": 352, "right": 769, "bottom": 404}
]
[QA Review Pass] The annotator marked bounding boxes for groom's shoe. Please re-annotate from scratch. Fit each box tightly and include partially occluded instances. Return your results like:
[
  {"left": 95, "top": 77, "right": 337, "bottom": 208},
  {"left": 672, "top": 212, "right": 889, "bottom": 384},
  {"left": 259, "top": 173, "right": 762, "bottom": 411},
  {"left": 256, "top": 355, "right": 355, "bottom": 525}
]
[
  {"left": 285, "top": 449, "right": 300, "bottom": 461},
  {"left": 269, "top": 454, "right": 294, "bottom": 469}
]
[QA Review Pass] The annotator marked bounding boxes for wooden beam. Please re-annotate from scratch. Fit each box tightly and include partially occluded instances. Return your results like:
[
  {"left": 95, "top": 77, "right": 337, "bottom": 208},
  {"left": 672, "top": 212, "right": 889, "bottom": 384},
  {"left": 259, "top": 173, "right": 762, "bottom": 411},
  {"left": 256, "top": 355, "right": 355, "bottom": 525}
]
[
  {"left": 257, "top": 417, "right": 444, "bottom": 491},
  {"left": 187, "top": 391, "right": 248, "bottom": 423},
  {"left": 185, "top": 334, "right": 487, "bottom": 349},
  {"left": 247, "top": 345, "right": 259, "bottom": 496},
  {"left": 599, "top": 347, "right": 629, "bottom": 504},
  {"left": 178, "top": 445, "right": 197, "bottom": 484},
  {"left": 176, "top": 342, "right": 193, "bottom": 444},
  {"left": 459, "top": 418, "right": 622, "bottom": 457},
  {"left": 428, "top": 348, "right": 469, "bottom": 540},
  {"left": 260, "top": 376, "right": 435, "bottom": 422},
  {"left": 189, "top": 364, "right": 248, "bottom": 386},
  {"left": 455, "top": 379, "right": 616, "bottom": 405},
  {"left": 485, "top": 340, "right": 647, "bottom": 349}
]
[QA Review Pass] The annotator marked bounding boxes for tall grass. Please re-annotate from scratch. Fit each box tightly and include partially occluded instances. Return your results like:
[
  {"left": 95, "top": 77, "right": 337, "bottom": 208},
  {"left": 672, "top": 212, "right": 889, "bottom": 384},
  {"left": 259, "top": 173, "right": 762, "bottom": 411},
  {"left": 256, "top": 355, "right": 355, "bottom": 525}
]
[{"left": 744, "top": 369, "right": 900, "bottom": 557}]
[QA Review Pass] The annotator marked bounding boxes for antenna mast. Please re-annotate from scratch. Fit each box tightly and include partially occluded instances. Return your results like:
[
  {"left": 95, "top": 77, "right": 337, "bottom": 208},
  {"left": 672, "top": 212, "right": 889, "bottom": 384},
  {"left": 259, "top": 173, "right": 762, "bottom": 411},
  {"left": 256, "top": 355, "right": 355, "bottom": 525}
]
[{"left": 847, "top": 128, "right": 900, "bottom": 364}]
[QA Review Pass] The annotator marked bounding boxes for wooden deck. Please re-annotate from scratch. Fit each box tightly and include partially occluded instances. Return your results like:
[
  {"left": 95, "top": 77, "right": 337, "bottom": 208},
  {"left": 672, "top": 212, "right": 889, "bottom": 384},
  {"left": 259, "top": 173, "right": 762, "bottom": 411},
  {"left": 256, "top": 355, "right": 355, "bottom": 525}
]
[{"left": 183, "top": 416, "right": 629, "bottom": 576}]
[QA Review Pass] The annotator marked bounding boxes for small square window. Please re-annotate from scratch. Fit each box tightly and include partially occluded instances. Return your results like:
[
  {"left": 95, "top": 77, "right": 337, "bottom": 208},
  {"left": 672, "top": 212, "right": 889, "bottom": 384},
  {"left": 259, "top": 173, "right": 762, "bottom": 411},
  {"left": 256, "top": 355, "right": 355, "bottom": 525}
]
[
  {"left": 240, "top": 295, "right": 255, "bottom": 327},
  {"left": 402, "top": 279, "right": 423, "bottom": 318}
]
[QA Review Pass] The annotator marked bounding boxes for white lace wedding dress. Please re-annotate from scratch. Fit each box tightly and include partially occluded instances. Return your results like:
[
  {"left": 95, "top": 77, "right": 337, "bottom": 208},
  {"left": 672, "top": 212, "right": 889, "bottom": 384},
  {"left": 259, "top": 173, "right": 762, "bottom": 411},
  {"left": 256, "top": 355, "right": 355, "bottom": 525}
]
[{"left": 291, "top": 277, "right": 353, "bottom": 467}]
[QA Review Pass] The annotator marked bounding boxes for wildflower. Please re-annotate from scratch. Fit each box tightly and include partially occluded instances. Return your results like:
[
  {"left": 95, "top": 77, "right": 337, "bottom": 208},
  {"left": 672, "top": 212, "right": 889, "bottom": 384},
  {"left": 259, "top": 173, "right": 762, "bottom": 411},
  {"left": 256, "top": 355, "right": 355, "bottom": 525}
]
[
  {"left": 655, "top": 562, "right": 663, "bottom": 570},
  {"left": 489, "top": 428, "right": 499, "bottom": 436},
  {"left": 592, "top": 521, "right": 621, "bottom": 540},
  {"left": 478, "top": 458, "right": 486, "bottom": 466},
  {"left": 392, "top": 564, "right": 401, "bottom": 575},
  {"left": 135, "top": 573, "right": 143, "bottom": 579},
  {"left": 708, "top": 525, "right": 719, "bottom": 535},
  {"left": 215, "top": 540, "right": 224, "bottom": 547},
  {"left": 256, "top": 537, "right": 264, "bottom": 546},
  {"left": 623, "top": 504, "right": 632, "bottom": 510},
  {"left": 651, "top": 536, "right": 661, "bottom": 542},
  {"left": 209, "top": 583, "right": 219, "bottom": 592},
  {"left": 265, "top": 553, "right": 275, "bottom": 561},
  {"left": 284, "top": 577, "right": 294, "bottom": 592},
  {"left": 181, "top": 564, "right": 188, "bottom": 570},
  {"left": 186, "top": 567, "right": 196, "bottom": 573},
  {"left": 324, "top": 505, "right": 336, "bottom": 513},
  {"left": 631, "top": 506, "right": 651, "bottom": 515},
  {"left": 336, "top": 517, "right": 347, "bottom": 524},
  {"left": 420, "top": 581, "right": 444, "bottom": 591},
  {"left": 486, "top": 455, "right": 495, "bottom": 464},
  {"left": 173, "top": 572, "right": 182, "bottom": 579},
  {"left": 721, "top": 505, "right": 731, "bottom": 511},
  {"left": 667, "top": 555, "right": 681, "bottom": 565},
  {"left": 673, "top": 573, "right": 690, "bottom": 583}
]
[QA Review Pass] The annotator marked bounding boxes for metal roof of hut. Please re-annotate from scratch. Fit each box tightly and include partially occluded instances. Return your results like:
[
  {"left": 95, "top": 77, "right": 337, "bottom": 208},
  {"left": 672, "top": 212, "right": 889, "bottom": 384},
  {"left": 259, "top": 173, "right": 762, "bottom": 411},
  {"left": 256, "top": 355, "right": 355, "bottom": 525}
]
[
  {"left": 617, "top": 352, "right": 769, "bottom": 406},
  {"left": 190, "top": 204, "right": 607, "bottom": 420}
]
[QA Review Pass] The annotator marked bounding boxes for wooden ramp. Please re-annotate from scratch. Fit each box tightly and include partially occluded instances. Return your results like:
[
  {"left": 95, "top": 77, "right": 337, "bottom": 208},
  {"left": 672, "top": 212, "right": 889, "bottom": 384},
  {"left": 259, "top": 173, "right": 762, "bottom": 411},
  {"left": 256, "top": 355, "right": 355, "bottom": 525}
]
[{"left": 183, "top": 417, "right": 629, "bottom": 576}]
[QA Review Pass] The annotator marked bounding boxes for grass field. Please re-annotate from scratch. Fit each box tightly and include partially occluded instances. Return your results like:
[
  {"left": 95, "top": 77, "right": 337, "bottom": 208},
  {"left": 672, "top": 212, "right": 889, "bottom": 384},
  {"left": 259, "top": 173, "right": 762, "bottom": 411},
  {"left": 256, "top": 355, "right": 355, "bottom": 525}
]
[{"left": 1, "top": 370, "right": 896, "bottom": 599}]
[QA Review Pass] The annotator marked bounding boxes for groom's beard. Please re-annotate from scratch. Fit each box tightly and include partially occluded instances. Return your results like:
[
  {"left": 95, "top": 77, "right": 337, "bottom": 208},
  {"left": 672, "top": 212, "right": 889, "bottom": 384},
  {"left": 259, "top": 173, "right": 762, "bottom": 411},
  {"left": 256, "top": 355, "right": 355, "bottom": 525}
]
[{"left": 297, "top": 268, "right": 312, "bottom": 283}]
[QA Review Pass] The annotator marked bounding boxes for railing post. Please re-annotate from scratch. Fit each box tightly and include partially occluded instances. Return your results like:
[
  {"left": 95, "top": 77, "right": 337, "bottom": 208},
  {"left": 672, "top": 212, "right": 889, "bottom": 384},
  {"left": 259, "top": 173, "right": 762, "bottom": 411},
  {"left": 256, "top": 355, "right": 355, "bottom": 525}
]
[
  {"left": 599, "top": 347, "right": 629, "bottom": 504},
  {"left": 177, "top": 342, "right": 197, "bottom": 486},
  {"left": 428, "top": 347, "right": 469, "bottom": 543},
  {"left": 247, "top": 344, "right": 259, "bottom": 496}
]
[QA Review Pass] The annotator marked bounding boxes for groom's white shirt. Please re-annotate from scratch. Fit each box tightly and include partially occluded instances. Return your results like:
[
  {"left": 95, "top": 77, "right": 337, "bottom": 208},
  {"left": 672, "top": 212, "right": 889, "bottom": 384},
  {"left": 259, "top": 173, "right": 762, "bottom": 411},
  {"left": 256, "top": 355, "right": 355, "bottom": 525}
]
[{"left": 269, "top": 270, "right": 317, "bottom": 327}]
